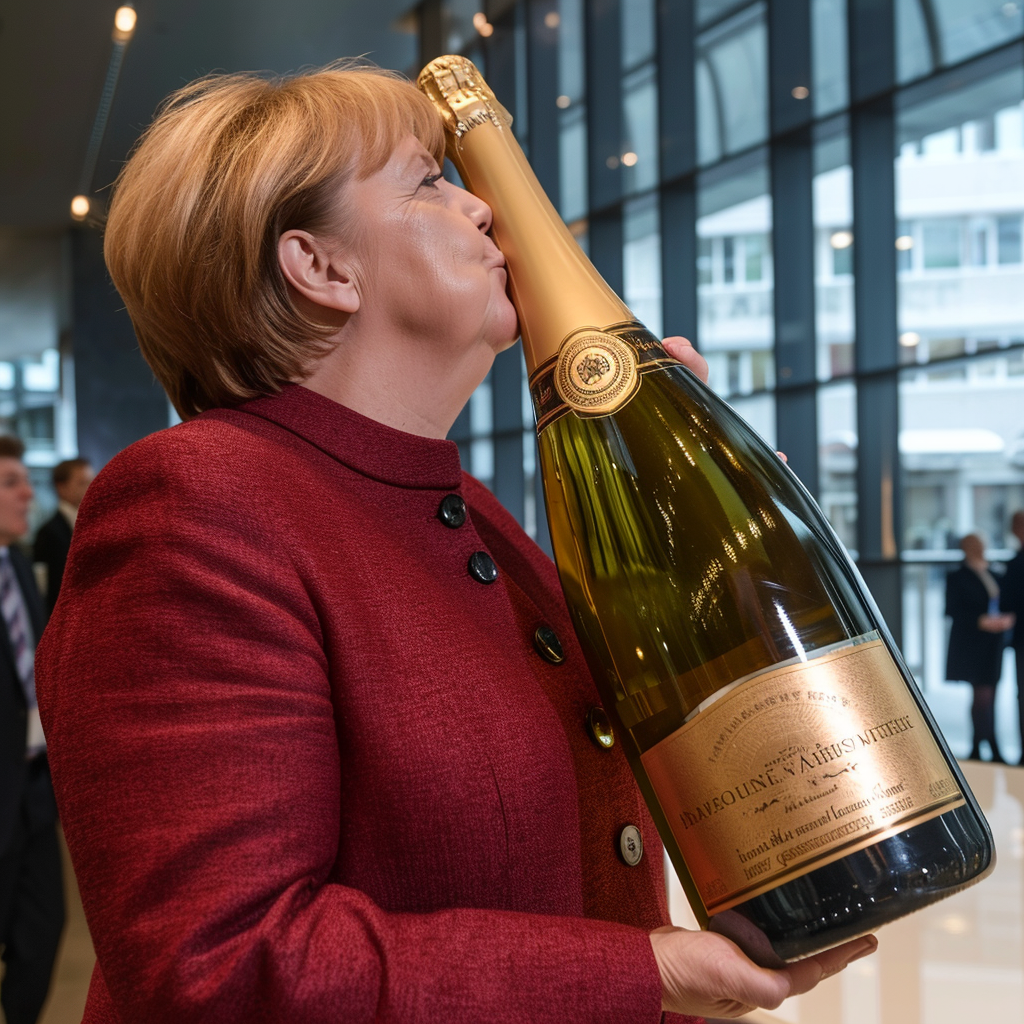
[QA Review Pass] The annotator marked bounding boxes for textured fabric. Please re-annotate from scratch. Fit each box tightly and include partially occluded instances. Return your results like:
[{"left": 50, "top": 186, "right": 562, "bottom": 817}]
[
  {"left": 0, "top": 545, "right": 50, "bottom": 849},
  {"left": 0, "top": 545, "right": 62, "bottom": 1024},
  {"left": 37, "top": 385, "right": 703, "bottom": 1024},
  {"left": 0, "top": 552, "right": 35, "bottom": 705},
  {"left": 33, "top": 510, "right": 73, "bottom": 618}
]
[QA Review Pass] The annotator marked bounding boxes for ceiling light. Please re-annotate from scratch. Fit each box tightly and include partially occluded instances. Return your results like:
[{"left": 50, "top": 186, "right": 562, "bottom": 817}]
[
  {"left": 899, "top": 332, "right": 920, "bottom": 347},
  {"left": 830, "top": 230, "right": 853, "bottom": 249},
  {"left": 114, "top": 5, "right": 137, "bottom": 38},
  {"left": 545, "top": 12, "right": 561, "bottom": 28},
  {"left": 70, "top": 195, "right": 91, "bottom": 221},
  {"left": 895, "top": 235, "right": 914, "bottom": 250},
  {"left": 791, "top": 86, "right": 809, "bottom": 100},
  {"left": 621, "top": 151, "right": 638, "bottom": 167},
  {"left": 556, "top": 95, "right": 571, "bottom": 109}
]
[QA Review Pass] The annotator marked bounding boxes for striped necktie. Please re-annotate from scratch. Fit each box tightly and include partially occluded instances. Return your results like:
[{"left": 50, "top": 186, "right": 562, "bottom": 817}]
[{"left": 0, "top": 550, "right": 42, "bottom": 756}]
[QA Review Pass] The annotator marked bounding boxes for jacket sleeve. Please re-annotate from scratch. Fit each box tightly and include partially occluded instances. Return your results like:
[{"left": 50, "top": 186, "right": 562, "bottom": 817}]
[{"left": 35, "top": 437, "right": 670, "bottom": 1024}]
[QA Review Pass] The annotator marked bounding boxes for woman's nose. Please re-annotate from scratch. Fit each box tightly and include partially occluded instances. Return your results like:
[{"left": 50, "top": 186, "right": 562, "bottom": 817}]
[{"left": 451, "top": 182, "right": 493, "bottom": 234}]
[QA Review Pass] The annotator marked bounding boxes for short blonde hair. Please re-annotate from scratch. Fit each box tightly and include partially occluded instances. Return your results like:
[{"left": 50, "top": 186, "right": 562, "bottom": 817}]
[{"left": 104, "top": 63, "right": 446, "bottom": 419}]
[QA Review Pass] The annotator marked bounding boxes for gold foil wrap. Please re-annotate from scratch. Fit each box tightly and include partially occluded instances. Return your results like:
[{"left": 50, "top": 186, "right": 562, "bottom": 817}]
[
  {"left": 417, "top": 56, "right": 633, "bottom": 374},
  {"left": 640, "top": 637, "right": 966, "bottom": 914}
]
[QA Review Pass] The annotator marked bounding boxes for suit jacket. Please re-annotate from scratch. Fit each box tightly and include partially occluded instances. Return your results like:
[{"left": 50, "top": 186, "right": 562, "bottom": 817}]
[
  {"left": 945, "top": 563, "right": 1005, "bottom": 687},
  {"left": 1001, "top": 549, "right": 1024, "bottom": 649},
  {"left": 36, "top": 385, "right": 699, "bottom": 1024},
  {"left": 33, "top": 508, "right": 73, "bottom": 617},
  {"left": 0, "top": 544, "right": 53, "bottom": 853}
]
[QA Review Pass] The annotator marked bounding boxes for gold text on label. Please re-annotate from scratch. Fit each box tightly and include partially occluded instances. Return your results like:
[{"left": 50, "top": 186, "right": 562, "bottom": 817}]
[{"left": 640, "top": 637, "right": 966, "bottom": 914}]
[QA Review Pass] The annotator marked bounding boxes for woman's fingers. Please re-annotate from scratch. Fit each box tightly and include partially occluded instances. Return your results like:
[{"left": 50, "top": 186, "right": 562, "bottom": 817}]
[
  {"left": 650, "top": 926, "right": 878, "bottom": 1017},
  {"left": 662, "top": 336, "right": 709, "bottom": 384}
]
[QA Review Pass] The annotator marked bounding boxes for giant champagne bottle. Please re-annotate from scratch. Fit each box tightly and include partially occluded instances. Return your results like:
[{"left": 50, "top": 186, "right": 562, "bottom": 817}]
[{"left": 418, "top": 56, "right": 994, "bottom": 964}]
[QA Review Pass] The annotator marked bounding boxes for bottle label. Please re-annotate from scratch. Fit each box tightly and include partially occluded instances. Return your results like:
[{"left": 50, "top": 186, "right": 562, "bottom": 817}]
[
  {"left": 530, "top": 321, "right": 677, "bottom": 432},
  {"left": 639, "top": 636, "right": 966, "bottom": 915}
]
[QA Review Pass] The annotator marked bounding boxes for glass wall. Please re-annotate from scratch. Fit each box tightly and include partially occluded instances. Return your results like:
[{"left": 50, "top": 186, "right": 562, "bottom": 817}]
[{"left": 421, "top": 0, "right": 1024, "bottom": 761}]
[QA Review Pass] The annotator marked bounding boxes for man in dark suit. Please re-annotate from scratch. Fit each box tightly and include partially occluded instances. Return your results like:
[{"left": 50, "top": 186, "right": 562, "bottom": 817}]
[
  {"left": 0, "top": 436, "right": 64, "bottom": 1024},
  {"left": 33, "top": 457, "right": 93, "bottom": 617},
  {"left": 1001, "top": 510, "right": 1024, "bottom": 765}
]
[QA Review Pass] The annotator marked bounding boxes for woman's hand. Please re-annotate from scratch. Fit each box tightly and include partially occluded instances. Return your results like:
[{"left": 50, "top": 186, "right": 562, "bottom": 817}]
[
  {"left": 650, "top": 926, "right": 877, "bottom": 1018},
  {"left": 662, "top": 336, "right": 708, "bottom": 384}
]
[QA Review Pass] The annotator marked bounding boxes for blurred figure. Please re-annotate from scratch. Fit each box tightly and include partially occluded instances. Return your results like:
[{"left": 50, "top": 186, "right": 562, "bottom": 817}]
[
  {"left": 999, "top": 510, "right": 1024, "bottom": 765},
  {"left": 945, "top": 533, "right": 1015, "bottom": 762},
  {"left": 33, "top": 458, "right": 94, "bottom": 617},
  {"left": 0, "top": 436, "right": 64, "bottom": 1024}
]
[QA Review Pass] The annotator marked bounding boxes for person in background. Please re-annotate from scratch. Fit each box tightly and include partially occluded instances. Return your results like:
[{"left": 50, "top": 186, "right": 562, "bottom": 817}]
[
  {"left": 945, "top": 532, "right": 1016, "bottom": 762},
  {"left": 33, "top": 458, "right": 94, "bottom": 617},
  {"left": 0, "top": 436, "right": 65, "bottom": 1024},
  {"left": 999, "top": 510, "right": 1024, "bottom": 765}
]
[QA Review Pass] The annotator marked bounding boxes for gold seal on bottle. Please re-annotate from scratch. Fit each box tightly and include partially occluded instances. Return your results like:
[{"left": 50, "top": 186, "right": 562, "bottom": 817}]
[{"left": 553, "top": 328, "right": 640, "bottom": 417}]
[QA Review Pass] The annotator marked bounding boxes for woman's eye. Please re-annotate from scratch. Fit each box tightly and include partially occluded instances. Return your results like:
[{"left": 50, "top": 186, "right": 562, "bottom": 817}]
[{"left": 421, "top": 173, "right": 444, "bottom": 189}]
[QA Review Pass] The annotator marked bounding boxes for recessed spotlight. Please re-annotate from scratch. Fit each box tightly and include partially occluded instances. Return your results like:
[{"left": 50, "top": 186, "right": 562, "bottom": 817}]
[
  {"left": 792, "top": 86, "right": 810, "bottom": 100},
  {"left": 545, "top": 11, "right": 561, "bottom": 28},
  {"left": 70, "top": 195, "right": 91, "bottom": 221},
  {"left": 114, "top": 5, "right": 137, "bottom": 35},
  {"left": 556, "top": 95, "right": 571, "bottom": 109},
  {"left": 899, "top": 332, "right": 921, "bottom": 347},
  {"left": 895, "top": 235, "right": 914, "bottom": 250},
  {"left": 621, "top": 151, "right": 638, "bottom": 167},
  {"left": 830, "top": 230, "right": 853, "bottom": 249}
]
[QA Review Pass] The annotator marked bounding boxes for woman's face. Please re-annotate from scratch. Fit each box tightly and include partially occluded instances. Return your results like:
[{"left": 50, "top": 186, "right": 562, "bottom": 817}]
[{"left": 338, "top": 134, "right": 519, "bottom": 357}]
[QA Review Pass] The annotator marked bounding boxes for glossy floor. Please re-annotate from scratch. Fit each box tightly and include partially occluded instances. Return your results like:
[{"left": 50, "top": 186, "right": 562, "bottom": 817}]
[{"left": 669, "top": 760, "right": 1024, "bottom": 1024}]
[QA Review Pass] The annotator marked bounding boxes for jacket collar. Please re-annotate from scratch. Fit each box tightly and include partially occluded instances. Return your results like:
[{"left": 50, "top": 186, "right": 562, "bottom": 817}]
[{"left": 213, "top": 384, "right": 465, "bottom": 491}]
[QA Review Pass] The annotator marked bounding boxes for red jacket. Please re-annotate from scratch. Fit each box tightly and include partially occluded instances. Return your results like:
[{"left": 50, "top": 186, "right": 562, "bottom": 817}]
[{"left": 37, "top": 384, "right": 701, "bottom": 1024}]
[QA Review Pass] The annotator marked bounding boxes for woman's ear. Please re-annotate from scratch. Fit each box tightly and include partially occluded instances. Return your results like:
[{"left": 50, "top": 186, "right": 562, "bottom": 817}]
[{"left": 278, "top": 230, "right": 361, "bottom": 315}]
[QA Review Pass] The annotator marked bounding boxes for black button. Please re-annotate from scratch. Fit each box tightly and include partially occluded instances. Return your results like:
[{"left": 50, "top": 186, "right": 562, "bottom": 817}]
[
  {"left": 437, "top": 494, "right": 467, "bottom": 528},
  {"left": 586, "top": 707, "right": 615, "bottom": 749},
  {"left": 533, "top": 625, "right": 565, "bottom": 664},
  {"left": 467, "top": 551, "right": 498, "bottom": 584}
]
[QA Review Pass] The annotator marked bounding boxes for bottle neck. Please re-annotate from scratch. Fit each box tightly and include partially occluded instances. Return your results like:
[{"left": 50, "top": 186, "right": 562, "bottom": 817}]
[{"left": 449, "top": 122, "right": 633, "bottom": 374}]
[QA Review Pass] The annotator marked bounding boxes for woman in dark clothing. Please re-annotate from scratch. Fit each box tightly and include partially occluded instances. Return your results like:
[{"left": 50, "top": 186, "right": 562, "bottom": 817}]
[{"left": 945, "top": 533, "right": 1016, "bottom": 761}]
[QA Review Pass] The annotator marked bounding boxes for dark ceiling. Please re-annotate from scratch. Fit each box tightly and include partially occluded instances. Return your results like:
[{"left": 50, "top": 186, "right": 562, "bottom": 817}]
[{"left": 0, "top": 0, "right": 419, "bottom": 234}]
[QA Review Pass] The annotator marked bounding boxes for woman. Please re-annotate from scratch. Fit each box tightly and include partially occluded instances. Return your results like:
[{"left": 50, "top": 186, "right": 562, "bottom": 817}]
[
  {"left": 36, "top": 64, "right": 874, "bottom": 1023},
  {"left": 945, "top": 533, "right": 1015, "bottom": 761}
]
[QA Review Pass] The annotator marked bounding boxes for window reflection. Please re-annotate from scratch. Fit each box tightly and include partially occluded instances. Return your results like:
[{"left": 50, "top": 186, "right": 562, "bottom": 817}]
[
  {"left": 623, "top": 193, "right": 662, "bottom": 335},
  {"left": 697, "top": 152, "right": 774, "bottom": 399},
  {"left": 818, "top": 381, "right": 858, "bottom": 557},
  {"left": 558, "top": 0, "right": 587, "bottom": 221},
  {"left": 896, "top": 61, "right": 1024, "bottom": 368},
  {"left": 814, "top": 119, "right": 854, "bottom": 380},
  {"left": 898, "top": 0, "right": 1024, "bottom": 84},
  {"left": 696, "top": 3, "right": 769, "bottom": 166},
  {"left": 812, "top": 0, "right": 848, "bottom": 117}
]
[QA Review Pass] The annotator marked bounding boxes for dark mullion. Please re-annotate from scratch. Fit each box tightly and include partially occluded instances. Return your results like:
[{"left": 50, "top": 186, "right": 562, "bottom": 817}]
[
  {"left": 850, "top": 85, "right": 902, "bottom": 638},
  {"left": 848, "top": 0, "right": 896, "bottom": 103},
  {"left": 585, "top": 0, "right": 623, "bottom": 212},
  {"left": 768, "top": 0, "right": 814, "bottom": 135},
  {"left": 771, "top": 126, "right": 819, "bottom": 494},
  {"left": 657, "top": 0, "right": 696, "bottom": 181}
]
